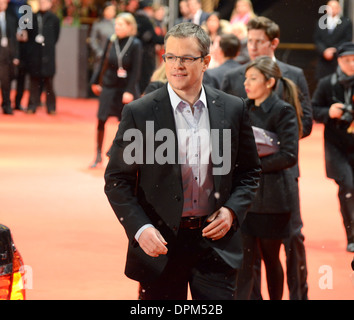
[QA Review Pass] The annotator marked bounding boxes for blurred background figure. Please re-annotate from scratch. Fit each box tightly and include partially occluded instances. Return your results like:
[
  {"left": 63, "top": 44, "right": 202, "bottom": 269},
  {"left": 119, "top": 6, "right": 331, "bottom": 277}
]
[
  {"left": 125, "top": 0, "right": 164, "bottom": 93},
  {"left": 187, "top": 0, "right": 209, "bottom": 25},
  {"left": 205, "top": 33, "right": 240, "bottom": 88},
  {"left": 150, "top": 3, "right": 167, "bottom": 67},
  {"left": 26, "top": 0, "right": 60, "bottom": 114},
  {"left": 174, "top": 0, "right": 191, "bottom": 25},
  {"left": 201, "top": 11, "right": 230, "bottom": 69},
  {"left": 313, "top": 0, "right": 353, "bottom": 81},
  {"left": 90, "top": 12, "right": 142, "bottom": 168},
  {"left": 230, "top": 0, "right": 255, "bottom": 26},
  {"left": 0, "top": 0, "right": 19, "bottom": 115},
  {"left": 230, "top": 21, "right": 249, "bottom": 64},
  {"left": 89, "top": 1, "right": 116, "bottom": 72}
]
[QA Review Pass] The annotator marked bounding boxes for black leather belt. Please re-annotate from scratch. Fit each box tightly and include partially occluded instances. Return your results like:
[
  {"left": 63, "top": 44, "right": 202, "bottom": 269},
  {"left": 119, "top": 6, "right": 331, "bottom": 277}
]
[{"left": 180, "top": 216, "right": 207, "bottom": 229}]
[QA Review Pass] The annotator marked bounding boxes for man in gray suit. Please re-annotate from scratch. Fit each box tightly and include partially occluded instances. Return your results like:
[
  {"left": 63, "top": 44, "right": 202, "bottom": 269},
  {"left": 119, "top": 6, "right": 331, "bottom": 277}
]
[
  {"left": 221, "top": 16, "right": 312, "bottom": 300},
  {"left": 104, "top": 22, "right": 261, "bottom": 300}
]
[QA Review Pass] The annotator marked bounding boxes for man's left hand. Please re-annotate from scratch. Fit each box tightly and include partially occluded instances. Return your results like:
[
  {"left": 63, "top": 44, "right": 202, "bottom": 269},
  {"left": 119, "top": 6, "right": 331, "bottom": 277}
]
[{"left": 202, "top": 207, "right": 235, "bottom": 240}]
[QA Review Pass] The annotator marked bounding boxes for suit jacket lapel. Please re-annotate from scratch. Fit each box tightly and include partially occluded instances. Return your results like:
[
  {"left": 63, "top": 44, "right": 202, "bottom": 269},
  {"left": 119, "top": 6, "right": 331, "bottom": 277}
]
[
  {"left": 205, "top": 86, "right": 224, "bottom": 193},
  {"left": 151, "top": 84, "right": 182, "bottom": 180},
  {"left": 151, "top": 85, "right": 176, "bottom": 134}
]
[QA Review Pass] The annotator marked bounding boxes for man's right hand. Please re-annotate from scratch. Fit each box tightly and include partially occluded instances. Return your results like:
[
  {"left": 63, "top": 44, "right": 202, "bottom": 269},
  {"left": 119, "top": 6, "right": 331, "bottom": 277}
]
[{"left": 138, "top": 227, "right": 168, "bottom": 257}]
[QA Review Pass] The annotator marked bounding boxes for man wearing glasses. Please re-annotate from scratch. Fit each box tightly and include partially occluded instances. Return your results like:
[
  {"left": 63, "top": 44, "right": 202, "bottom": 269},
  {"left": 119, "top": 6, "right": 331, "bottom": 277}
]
[{"left": 104, "top": 22, "right": 261, "bottom": 300}]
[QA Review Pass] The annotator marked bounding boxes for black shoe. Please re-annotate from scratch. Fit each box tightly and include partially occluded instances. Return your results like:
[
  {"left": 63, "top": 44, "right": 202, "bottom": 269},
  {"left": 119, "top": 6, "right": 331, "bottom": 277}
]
[
  {"left": 3, "top": 107, "right": 13, "bottom": 115},
  {"left": 347, "top": 243, "right": 354, "bottom": 252},
  {"left": 26, "top": 108, "right": 35, "bottom": 114},
  {"left": 90, "top": 153, "right": 102, "bottom": 168},
  {"left": 14, "top": 105, "right": 25, "bottom": 111}
]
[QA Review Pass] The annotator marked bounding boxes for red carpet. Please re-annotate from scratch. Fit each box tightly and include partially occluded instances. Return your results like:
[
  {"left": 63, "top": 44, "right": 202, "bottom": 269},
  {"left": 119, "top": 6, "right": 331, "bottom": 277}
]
[{"left": 1, "top": 95, "right": 353, "bottom": 300}]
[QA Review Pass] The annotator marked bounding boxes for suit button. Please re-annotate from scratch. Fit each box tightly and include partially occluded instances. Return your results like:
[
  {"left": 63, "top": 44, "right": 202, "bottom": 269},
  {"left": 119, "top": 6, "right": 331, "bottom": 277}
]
[{"left": 174, "top": 195, "right": 181, "bottom": 201}]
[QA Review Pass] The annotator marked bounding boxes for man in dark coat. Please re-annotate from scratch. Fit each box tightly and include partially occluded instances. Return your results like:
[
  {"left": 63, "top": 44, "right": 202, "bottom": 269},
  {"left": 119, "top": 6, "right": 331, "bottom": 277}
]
[
  {"left": 312, "top": 42, "right": 354, "bottom": 253},
  {"left": 104, "top": 22, "right": 261, "bottom": 300},
  {"left": 0, "top": 0, "right": 19, "bottom": 115},
  {"left": 205, "top": 33, "right": 241, "bottom": 89},
  {"left": 27, "top": 0, "right": 60, "bottom": 114},
  {"left": 313, "top": 0, "right": 353, "bottom": 80}
]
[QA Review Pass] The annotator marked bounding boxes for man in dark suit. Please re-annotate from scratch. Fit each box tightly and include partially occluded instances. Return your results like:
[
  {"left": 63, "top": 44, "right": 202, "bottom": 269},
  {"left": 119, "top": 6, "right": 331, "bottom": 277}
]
[
  {"left": 312, "top": 42, "right": 354, "bottom": 253},
  {"left": 104, "top": 22, "right": 261, "bottom": 300},
  {"left": 221, "top": 16, "right": 312, "bottom": 300},
  {"left": 205, "top": 33, "right": 241, "bottom": 89},
  {"left": 27, "top": 0, "right": 60, "bottom": 114},
  {"left": 0, "top": 0, "right": 19, "bottom": 115},
  {"left": 314, "top": 0, "right": 352, "bottom": 80},
  {"left": 174, "top": 0, "right": 191, "bottom": 25},
  {"left": 187, "top": 0, "right": 209, "bottom": 25}
]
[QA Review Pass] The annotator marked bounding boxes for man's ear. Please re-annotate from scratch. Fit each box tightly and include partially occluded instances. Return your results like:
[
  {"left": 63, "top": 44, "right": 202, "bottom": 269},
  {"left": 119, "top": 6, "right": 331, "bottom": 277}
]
[
  {"left": 270, "top": 38, "right": 280, "bottom": 51},
  {"left": 203, "top": 54, "right": 211, "bottom": 70}
]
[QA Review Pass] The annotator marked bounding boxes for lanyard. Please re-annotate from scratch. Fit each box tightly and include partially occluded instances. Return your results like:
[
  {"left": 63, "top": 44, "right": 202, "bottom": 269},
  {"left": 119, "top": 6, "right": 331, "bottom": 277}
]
[
  {"left": 37, "top": 14, "right": 43, "bottom": 35},
  {"left": 114, "top": 36, "right": 133, "bottom": 69},
  {"left": 0, "top": 12, "right": 6, "bottom": 38}
]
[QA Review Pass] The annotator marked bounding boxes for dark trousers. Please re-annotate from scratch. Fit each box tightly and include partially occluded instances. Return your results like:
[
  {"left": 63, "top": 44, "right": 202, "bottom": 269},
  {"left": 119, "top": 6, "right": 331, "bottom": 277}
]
[
  {"left": 0, "top": 63, "right": 12, "bottom": 112},
  {"left": 28, "top": 76, "right": 56, "bottom": 113},
  {"left": 139, "top": 228, "right": 238, "bottom": 300},
  {"left": 335, "top": 161, "right": 354, "bottom": 245},
  {"left": 15, "top": 64, "right": 28, "bottom": 108},
  {"left": 238, "top": 178, "right": 309, "bottom": 300}
]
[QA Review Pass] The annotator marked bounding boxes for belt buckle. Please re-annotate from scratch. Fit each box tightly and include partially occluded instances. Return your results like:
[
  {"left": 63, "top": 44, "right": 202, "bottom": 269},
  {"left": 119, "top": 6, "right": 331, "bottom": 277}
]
[{"left": 188, "top": 216, "right": 202, "bottom": 229}]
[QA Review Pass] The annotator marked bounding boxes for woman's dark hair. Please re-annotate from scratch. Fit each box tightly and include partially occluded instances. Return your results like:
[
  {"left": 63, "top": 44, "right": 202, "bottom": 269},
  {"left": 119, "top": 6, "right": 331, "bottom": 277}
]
[{"left": 246, "top": 56, "right": 303, "bottom": 138}]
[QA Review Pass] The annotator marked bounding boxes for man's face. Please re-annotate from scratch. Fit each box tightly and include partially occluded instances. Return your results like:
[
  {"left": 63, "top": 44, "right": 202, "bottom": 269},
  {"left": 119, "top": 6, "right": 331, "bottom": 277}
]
[
  {"left": 187, "top": 0, "right": 200, "bottom": 15},
  {"left": 39, "top": 0, "right": 52, "bottom": 12},
  {"left": 125, "top": 0, "right": 139, "bottom": 13},
  {"left": 164, "top": 36, "right": 210, "bottom": 98},
  {"left": 0, "top": 0, "right": 8, "bottom": 12},
  {"left": 247, "top": 29, "right": 276, "bottom": 60},
  {"left": 327, "top": 0, "right": 341, "bottom": 17},
  {"left": 338, "top": 55, "right": 354, "bottom": 76}
]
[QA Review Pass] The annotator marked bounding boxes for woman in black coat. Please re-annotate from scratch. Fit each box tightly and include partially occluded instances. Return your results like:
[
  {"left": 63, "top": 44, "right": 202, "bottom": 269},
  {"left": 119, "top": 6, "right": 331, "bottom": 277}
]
[
  {"left": 237, "top": 56, "right": 303, "bottom": 300},
  {"left": 90, "top": 12, "right": 142, "bottom": 168}
]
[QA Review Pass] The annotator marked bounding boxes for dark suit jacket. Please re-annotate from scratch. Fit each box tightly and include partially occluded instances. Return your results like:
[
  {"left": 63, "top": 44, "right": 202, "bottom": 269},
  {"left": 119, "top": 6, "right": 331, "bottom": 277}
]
[
  {"left": 104, "top": 84, "right": 261, "bottom": 283},
  {"left": 221, "top": 60, "right": 313, "bottom": 140},
  {"left": 313, "top": 16, "right": 353, "bottom": 79},
  {"left": 27, "top": 10, "right": 60, "bottom": 78},
  {"left": 195, "top": 10, "right": 210, "bottom": 25},
  {"left": 0, "top": 10, "right": 19, "bottom": 68},
  {"left": 311, "top": 73, "right": 354, "bottom": 181},
  {"left": 205, "top": 59, "right": 241, "bottom": 89}
]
